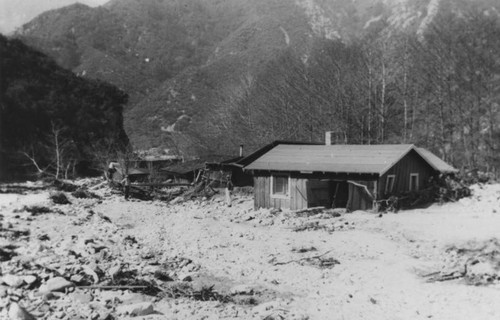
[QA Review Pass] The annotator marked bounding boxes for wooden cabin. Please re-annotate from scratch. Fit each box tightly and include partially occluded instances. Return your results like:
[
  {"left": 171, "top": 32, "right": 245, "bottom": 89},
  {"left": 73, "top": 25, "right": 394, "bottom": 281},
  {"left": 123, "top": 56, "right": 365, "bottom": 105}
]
[{"left": 243, "top": 142, "right": 457, "bottom": 211}]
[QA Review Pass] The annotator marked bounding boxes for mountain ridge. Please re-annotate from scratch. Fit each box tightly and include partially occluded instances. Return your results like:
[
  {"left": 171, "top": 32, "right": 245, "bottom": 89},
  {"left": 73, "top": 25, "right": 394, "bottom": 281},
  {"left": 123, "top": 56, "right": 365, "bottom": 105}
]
[{"left": 12, "top": 0, "right": 500, "bottom": 171}]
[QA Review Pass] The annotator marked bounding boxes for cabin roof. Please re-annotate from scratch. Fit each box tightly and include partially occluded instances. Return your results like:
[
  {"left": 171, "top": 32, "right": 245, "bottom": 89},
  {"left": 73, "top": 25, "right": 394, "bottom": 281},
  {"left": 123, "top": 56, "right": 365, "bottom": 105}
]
[
  {"left": 161, "top": 155, "right": 239, "bottom": 175},
  {"left": 415, "top": 147, "right": 458, "bottom": 173},
  {"left": 244, "top": 143, "right": 457, "bottom": 175}
]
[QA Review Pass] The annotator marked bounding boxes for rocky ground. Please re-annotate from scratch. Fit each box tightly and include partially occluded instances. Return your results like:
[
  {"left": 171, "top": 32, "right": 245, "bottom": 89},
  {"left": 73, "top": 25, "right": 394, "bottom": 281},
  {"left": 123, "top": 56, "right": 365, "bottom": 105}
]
[{"left": 1, "top": 180, "right": 500, "bottom": 320}]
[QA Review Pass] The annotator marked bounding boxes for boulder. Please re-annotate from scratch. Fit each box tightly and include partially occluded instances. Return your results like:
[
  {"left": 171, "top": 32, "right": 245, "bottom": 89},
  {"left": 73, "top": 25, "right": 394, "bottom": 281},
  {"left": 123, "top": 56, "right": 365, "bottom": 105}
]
[
  {"left": 23, "top": 275, "right": 37, "bottom": 285},
  {"left": 70, "top": 291, "right": 93, "bottom": 304},
  {"left": 0, "top": 285, "right": 7, "bottom": 297},
  {"left": 39, "top": 277, "right": 74, "bottom": 293},
  {"left": 116, "top": 302, "right": 155, "bottom": 316},
  {"left": 8, "top": 303, "right": 36, "bottom": 320},
  {"left": 107, "top": 263, "right": 122, "bottom": 279},
  {"left": 2, "top": 274, "right": 24, "bottom": 288},
  {"left": 180, "top": 274, "right": 193, "bottom": 282}
]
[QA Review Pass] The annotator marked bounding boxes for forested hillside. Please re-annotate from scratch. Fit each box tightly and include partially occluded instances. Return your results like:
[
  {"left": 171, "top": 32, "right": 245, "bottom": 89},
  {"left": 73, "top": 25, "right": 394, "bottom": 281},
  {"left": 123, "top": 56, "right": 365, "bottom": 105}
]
[
  {"left": 14, "top": 0, "right": 500, "bottom": 173},
  {"left": 0, "top": 35, "right": 129, "bottom": 180}
]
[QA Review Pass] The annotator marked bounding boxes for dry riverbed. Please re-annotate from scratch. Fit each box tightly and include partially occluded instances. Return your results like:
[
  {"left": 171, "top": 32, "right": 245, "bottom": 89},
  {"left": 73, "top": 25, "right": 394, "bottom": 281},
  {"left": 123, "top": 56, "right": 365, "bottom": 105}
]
[{"left": 1, "top": 181, "right": 500, "bottom": 320}]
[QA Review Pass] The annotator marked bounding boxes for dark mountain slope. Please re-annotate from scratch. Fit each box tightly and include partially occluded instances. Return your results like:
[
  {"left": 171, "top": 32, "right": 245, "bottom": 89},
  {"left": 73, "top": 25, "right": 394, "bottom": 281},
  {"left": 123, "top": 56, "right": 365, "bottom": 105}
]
[{"left": 0, "top": 35, "right": 129, "bottom": 180}]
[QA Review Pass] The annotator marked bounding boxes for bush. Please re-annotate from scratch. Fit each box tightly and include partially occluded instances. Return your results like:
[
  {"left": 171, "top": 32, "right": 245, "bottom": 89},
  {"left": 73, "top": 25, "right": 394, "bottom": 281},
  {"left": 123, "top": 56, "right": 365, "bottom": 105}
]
[
  {"left": 380, "top": 174, "right": 472, "bottom": 212},
  {"left": 50, "top": 191, "right": 71, "bottom": 204},
  {"left": 72, "top": 188, "right": 101, "bottom": 199}
]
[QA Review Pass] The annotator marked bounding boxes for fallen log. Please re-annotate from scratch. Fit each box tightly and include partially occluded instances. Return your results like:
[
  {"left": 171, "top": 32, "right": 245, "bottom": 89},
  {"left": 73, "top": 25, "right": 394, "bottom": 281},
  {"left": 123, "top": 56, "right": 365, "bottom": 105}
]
[
  {"left": 133, "top": 183, "right": 192, "bottom": 187},
  {"left": 273, "top": 250, "right": 335, "bottom": 266},
  {"left": 77, "top": 285, "right": 148, "bottom": 290}
]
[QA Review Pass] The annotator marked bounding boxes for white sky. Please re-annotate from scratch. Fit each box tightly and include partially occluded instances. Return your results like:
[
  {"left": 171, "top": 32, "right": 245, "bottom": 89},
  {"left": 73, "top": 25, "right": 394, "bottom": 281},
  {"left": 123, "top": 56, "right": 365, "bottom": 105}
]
[{"left": 0, "top": 0, "right": 110, "bottom": 34}]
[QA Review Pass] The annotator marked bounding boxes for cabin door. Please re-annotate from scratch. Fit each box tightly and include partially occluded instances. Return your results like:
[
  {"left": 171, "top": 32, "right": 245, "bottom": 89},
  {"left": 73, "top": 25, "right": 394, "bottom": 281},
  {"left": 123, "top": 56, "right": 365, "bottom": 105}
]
[
  {"left": 306, "top": 179, "right": 332, "bottom": 208},
  {"left": 331, "top": 181, "right": 349, "bottom": 208}
]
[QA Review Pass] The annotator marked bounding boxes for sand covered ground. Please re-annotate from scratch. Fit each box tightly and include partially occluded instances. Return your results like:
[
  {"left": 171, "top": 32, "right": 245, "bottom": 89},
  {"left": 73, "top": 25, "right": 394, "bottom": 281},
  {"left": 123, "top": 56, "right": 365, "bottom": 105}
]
[{"left": 1, "top": 181, "right": 500, "bottom": 320}]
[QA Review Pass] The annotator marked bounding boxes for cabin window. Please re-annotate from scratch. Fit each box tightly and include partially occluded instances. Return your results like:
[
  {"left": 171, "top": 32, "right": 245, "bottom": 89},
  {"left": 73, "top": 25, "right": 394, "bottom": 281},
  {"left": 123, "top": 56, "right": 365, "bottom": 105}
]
[
  {"left": 410, "top": 173, "right": 419, "bottom": 191},
  {"left": 385, "top": 175, "right": 395, "bottom": 194},
  {"left": 271, "top": 174, "right": 290, "bottom": 198}
]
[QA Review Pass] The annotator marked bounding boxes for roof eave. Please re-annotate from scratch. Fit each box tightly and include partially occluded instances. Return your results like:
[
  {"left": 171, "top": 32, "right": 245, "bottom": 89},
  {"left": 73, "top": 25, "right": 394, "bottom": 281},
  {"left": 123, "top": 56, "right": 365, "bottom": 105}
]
[{"left": 378, "top": 144, "right": 415, "bottom": 176}]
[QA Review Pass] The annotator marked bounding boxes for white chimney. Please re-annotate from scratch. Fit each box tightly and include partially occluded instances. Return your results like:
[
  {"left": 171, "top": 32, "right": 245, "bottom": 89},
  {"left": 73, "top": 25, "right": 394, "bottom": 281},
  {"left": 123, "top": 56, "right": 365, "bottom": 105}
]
[
  {"left": 239, "top": 144, "right": 244, "bottom": 157},
  {"left": 325, "top": 131, "right": 333, "bottom": 145}
]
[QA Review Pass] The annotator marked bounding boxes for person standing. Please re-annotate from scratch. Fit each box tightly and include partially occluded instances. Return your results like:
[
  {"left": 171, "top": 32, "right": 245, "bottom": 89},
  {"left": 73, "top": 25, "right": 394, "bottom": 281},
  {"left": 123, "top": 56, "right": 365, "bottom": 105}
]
[
  {"left": 225, "top": 175, "right": 233, "bottom": 207},
  {"left": 121, "top": 174, "right": 131, "bottom": 200},
  {"left": 107, "top": 162, "right": 117, "bottom": 182}
]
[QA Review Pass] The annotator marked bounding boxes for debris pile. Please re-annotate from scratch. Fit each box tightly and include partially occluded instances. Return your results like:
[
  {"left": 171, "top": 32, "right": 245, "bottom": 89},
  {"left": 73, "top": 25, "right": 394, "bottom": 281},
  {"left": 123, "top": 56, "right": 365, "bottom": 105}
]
[
  {"left": 229, "top": 205, "right": 354, "bottom": 234},
  {"left": 0, "top": 184, "right": 232, "bottom": 320},
  {"left": 426, "top": 239, "right": 500, "bottom": 285}
]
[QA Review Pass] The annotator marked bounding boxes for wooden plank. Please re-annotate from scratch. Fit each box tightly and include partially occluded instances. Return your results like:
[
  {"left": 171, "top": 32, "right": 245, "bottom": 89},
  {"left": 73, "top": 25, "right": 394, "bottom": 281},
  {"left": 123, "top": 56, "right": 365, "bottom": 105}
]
[
  {"left": 291, "top": 178, "right": 298, "bottom": 210},
  {"left": 264, "top": 176, "right": 270, "bottom": 208},
  {"left": 295, "top": 179, "right": 307, "bottom": 210},
  {"left": 253, "top": 177, "right": 259, "bottom": 209},
  {"left": 300, "top": 179, "right": 307, "bottom": 209},
  {"left": 134, "top": 183, "right": 192, "bottom": 187}
]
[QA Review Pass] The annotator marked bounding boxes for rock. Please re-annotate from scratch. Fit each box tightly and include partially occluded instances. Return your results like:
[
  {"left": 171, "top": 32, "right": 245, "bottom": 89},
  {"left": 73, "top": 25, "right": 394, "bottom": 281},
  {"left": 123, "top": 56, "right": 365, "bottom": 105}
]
[
  {"left": 230, "top": 284, "right": 255, "bottom": 295},
  {"left": 468, "top": 261, "right": 496, "bottom": 276},
  {"left": 8, "top": 303, "right": 36, "bottom": 320},
  {"left": 0, "top": 297, "right": 9, "bottom": 309},
  {"left": 99, "top": 290, "right": 123, "bottom": 303},
  {"left": 0, "top": 285, "right": 8, "bottom": 297},
  {"left": 2, "top": 274, "right": 24, "bottom": 288},
  {"left": 70, "top": 291, "right": 93, "bottom": 304},
  {"left": 142, "top": 265, "right": 160, "bottom": 274},
  {"left": 107, "top": 263, "right": 122, "bottom": 279},
  {"left": 23, "top": 275, "right": 37, "bottom": 285},
  {"left": 153, "top": 270, "right": 173, "bottom": 282},
  {"left": 42, "top": 292, "right": 60, "bottom": 301},
  {"left": 39, "top": 277, "right": 74, "bottom": 293},
  {"left": 37, "top": 234, "right": 50, "bottom": 241},
  {"left": 70, "top": 274, "right": 85, "bottom": 284},
  {"left": 120, "top": 292, "right": 150, "bottom": 305},
  {"left": 170, "top": 197, "right": 184, "bottom": 205},
  {"left": 116, "top": 302, "right": 155, "bottom": 316},
  {"left": 180, "top": 274, "right": 193, "bottom": 282},
  {"left": 82, "top": 265, "right": 100, "bottom": 284}
]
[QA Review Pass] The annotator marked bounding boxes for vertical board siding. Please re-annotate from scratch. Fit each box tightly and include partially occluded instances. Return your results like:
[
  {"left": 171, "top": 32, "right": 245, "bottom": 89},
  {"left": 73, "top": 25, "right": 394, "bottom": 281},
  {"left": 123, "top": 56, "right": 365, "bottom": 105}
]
[
  {"left": 264, "top": 176, "right": 270, "bottom": 208},
  {"left": 379, "top": 149, "right": 435, "bottom": 199},
  {"left": 254, "top": 174, "right": 310, "bottom": 210}
]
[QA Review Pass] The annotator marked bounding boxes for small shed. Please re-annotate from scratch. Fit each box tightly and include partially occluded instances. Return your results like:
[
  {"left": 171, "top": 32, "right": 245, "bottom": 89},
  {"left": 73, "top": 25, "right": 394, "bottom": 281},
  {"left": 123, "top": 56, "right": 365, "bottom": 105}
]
[
  {"left": 205, "top": 157, "right": 253, "bottom": 187},
  {"left": 160, "top": 155, "right": 250, "bottom": 185},
  {"left": 112, "top": 166, "right": 150, "bottom": 183},
  {"left": 244, "top": 143, "right": 457, "bottom": 211}
]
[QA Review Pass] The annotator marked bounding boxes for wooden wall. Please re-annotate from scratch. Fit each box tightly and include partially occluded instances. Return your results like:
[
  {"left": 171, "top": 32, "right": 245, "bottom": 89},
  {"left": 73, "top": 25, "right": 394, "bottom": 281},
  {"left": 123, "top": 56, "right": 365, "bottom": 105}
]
[
  {"left": 378, "top": 149, "right": 436, "bottom": 198},
  {"left": 254, "top": 175, "right": 308, "bottom": 210},
  {"left": 253, "top": 172, "right": 378, "bottom": 210}
]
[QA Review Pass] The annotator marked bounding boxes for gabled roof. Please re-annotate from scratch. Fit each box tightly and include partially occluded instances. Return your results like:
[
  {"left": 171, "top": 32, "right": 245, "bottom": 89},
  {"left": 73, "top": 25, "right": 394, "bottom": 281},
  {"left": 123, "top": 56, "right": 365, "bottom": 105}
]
[
  {"left": 415, "top": 148, "right": 458, "bottom": 173},
  {"left": 244, "top": 143, "right": 457, "bottom": 175},
  {"left": 235, "top": 140, "right": 322, "bottom": 167}
]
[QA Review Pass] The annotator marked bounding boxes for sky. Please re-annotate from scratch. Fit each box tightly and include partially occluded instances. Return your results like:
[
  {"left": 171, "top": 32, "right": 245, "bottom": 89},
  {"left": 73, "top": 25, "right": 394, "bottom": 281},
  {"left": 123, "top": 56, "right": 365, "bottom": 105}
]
[{"left": 0, "top": 0, "right": 110, "bottom": 34}]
